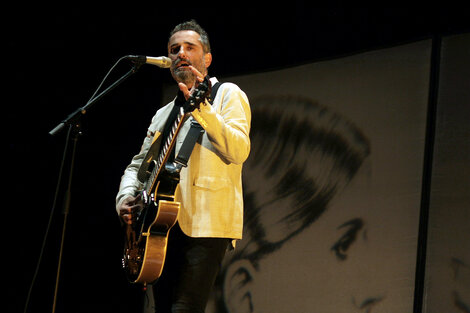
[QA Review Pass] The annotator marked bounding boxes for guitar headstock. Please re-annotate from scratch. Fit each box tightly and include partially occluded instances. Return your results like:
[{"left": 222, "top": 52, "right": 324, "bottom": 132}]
[{"left": 184, "top": 76, "right": 212, "bottom": 112}]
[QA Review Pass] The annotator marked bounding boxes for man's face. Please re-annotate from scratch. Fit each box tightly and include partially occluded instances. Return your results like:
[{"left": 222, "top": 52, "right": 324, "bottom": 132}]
[{"left": 168, "top": 30, "right": 210, "bottom": 87}]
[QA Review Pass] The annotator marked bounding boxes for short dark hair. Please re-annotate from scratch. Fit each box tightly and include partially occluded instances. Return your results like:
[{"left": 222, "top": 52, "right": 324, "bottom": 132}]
[{"left": 169, "top": 19, "right": 211, "bottom": 53}]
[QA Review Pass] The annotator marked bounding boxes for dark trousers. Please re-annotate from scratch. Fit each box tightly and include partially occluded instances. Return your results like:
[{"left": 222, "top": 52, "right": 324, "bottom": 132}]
[{"left": 152, "top": 223, "right": 230, "bottom": 313}]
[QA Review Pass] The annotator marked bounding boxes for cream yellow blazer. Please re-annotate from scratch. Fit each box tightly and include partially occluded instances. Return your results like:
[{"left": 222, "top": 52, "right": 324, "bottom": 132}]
[{"left": 116, "top": 78, "right": 251, "bottom": 239}]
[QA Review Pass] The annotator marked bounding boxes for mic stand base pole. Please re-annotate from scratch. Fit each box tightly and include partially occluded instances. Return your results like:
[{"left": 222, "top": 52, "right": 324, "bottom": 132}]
[
  {"left": 51, "top": 124, "right": 80, "bottom": 313},
  {"left": 47, "top": 63, "right": 141, "bottom": 312},
  {"left": 52, "top": 210, "right": 68, "bottom": 313}
]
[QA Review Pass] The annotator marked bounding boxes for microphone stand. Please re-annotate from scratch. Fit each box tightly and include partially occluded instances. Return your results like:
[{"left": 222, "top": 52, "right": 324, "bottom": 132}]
[
  {"left": 48, "top": 62, "right": 141, "bottom": 313},
  {"left": 49, "top": 64, "right": 141, "bottom": 136}
]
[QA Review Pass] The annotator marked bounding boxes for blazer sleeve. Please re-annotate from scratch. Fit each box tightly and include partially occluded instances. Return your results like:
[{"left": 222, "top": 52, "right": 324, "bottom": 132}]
[
  {"left": 115, "top": 104, "right": 170, "bottom": 214},
  {"left": 190, "top": 82, "right": 251, "bottom": 165},
  {"left": 115, "top": 130, "right": 151, "bottom": 213}
]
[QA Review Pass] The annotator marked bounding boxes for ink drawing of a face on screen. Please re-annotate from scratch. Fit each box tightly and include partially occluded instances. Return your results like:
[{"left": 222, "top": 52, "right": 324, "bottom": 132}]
[{"left": 207, "top": 95, "right": 398, "bottom": 312}]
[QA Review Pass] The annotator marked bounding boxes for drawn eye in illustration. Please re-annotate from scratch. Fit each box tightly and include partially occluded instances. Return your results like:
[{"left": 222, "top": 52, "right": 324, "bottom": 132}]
[{"left": 331, "top": 218, "right": 365, "bottom": 261}]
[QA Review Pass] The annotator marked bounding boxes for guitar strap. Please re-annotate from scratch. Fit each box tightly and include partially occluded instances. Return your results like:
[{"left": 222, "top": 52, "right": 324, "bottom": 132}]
[{"left": 173, "top": 81, "right": 222, "bottom": 167}]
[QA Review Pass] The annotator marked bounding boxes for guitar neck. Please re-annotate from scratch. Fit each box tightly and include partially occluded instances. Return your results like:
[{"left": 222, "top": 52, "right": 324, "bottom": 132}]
[
  {"left": 145, "top": 107, "right": 186, "bottom": 195},
  {"left": 143, "top": 76, "right": 211, "bottom": 196}
]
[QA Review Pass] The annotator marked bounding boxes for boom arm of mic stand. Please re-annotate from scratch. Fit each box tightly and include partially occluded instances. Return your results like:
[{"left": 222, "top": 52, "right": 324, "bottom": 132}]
[{"left": 49, "top": 64, "right": 141, "bottom": 136}]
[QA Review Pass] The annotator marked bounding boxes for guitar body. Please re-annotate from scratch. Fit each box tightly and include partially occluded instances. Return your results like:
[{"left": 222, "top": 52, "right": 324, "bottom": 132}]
[
  {"left": 121, "top": 76, "right": 212, "bottom": 285},
  {"left": 122, "top": 148, "right": 181, "bottom": 284},
  {"left": 123, "top": 198, "right": 180, "bottom": 284}
]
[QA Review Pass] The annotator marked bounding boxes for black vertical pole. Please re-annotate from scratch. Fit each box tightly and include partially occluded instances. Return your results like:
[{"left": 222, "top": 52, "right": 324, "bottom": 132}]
[{"left": 413, "top": 34, "right": 441, "bottom": 313}]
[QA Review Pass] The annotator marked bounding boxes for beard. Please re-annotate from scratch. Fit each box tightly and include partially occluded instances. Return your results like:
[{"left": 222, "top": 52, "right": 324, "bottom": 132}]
[
  {"left": 173, "top": 68, "right": 195, "bottom": 85},
  {"left": 171, "top": 56, "right": 206, "bottom": 87}
]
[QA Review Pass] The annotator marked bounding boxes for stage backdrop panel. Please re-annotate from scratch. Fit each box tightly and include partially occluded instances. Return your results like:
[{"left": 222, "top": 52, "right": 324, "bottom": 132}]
[
  {"left": 423, "top": 33, "right": 470, "bottom": 313},
  {"left": 154, "top": 40, "right": 432, "bottom": 313}
]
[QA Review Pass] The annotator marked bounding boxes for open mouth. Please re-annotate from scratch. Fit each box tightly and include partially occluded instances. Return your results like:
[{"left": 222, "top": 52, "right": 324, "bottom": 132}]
[{"left": 176, "top": 60, "right": 191, "bottom": 69}]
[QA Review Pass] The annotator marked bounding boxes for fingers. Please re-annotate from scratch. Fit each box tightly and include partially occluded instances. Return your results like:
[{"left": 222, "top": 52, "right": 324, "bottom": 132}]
[
  {"left": 178, "top": 82, "right": 190, "bottom": 99},
  {"left": 178, "top": 66, "right": 205, "bottom": 100},
  {"left": 189, "top": 65, "right": 205, "bottom": 83},
  {"left": 119, "top": 206, "right": 134, "bottom": 225},
  {"left": 119, "top": 195, "right": 142, "bottom": 225},
  {"left": 122, "top": 213, "right": 133, "bottom": 225}
]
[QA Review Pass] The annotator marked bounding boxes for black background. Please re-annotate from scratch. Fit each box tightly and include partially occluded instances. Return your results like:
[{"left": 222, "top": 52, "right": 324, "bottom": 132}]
[{"left": 6, "top": 4, "right": 470, "bottom": 313}]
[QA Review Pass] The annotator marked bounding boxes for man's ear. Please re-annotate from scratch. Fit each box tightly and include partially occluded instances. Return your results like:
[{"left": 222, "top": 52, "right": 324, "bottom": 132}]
[
  {"left": 223, "top": 259, "right": 257, "bottom": 313},
  {"left": 205, "top": 52, "right": 212, "bottom": 69}
]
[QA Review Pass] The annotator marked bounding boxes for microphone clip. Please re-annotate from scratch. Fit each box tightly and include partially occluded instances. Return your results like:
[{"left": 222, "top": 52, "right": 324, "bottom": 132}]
[{"left": 125, "top": 55, "right": 147, "bottom": 66}]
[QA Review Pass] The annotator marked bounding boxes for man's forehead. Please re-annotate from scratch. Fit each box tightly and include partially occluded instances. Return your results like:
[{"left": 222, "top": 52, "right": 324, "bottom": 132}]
[{"left": 168, "top": 30, "right": 202, "bottom": 46}]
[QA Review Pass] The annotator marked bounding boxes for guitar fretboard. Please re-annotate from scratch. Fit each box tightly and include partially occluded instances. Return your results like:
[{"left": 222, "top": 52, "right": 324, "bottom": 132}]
[{"left": 145, "top": 107, "right": 186, "bottom": 194}]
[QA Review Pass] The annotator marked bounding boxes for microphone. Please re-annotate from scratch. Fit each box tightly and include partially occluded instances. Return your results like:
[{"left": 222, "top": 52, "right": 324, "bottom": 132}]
[{"left": 125, "top": 55, "right": 172, "bottom": 68}]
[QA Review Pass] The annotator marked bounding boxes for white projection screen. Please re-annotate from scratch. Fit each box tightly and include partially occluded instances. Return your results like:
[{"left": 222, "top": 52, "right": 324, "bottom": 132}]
[{"left": 146, "top": 39, "right": 435, "bottom": 312}]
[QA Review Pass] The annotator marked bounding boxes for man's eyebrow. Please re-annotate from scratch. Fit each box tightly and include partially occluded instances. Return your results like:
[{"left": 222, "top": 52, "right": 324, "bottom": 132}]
[{"left": 170, "top": 41, "right": 199, "bottom": 48}]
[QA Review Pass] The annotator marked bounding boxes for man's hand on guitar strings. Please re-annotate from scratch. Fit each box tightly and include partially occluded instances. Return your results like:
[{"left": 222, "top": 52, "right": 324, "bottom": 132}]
[{"left": 119, "top": 195, "right": 142, "bottom": 225}]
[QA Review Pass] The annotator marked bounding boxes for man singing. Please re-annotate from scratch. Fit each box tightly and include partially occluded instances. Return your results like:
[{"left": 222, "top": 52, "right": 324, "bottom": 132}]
[{"left": 116, "top": 20, "right": 251, "bottom": 312}]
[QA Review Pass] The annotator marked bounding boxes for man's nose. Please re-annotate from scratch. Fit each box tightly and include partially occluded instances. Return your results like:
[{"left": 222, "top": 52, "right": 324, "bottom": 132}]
[{"left": 177, "top": 46, "right": 187, "bottom": 58}]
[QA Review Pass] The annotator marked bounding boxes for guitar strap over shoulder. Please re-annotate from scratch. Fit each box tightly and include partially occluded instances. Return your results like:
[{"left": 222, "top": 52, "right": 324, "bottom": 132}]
[{"left": 174, "top": 81, "right": 222, "bottom": 167}]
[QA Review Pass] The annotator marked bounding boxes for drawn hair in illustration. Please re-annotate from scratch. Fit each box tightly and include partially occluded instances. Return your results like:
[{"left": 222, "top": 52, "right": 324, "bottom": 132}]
[{"left": 209, "top": 95, "right": 371, "bottom": 313}]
